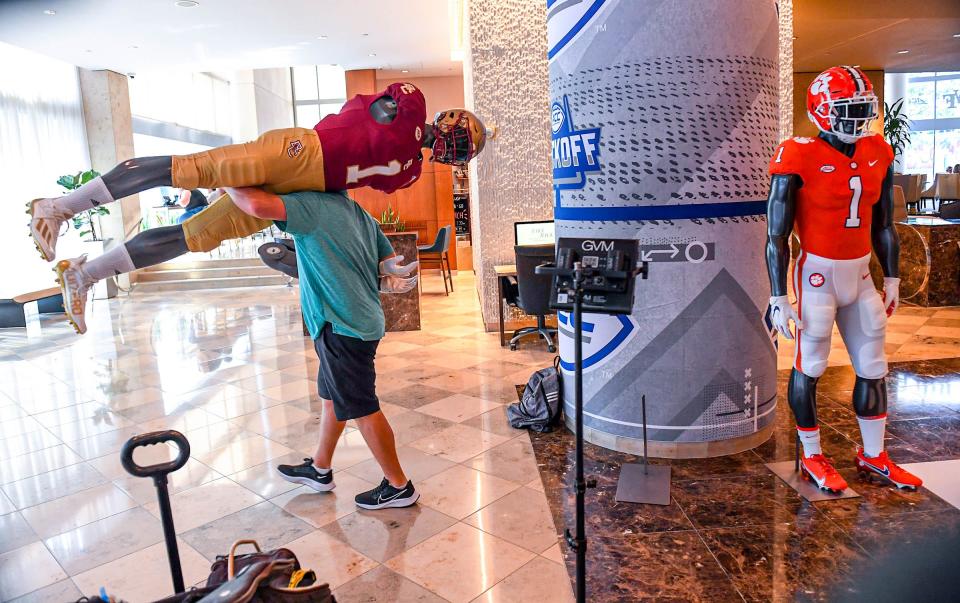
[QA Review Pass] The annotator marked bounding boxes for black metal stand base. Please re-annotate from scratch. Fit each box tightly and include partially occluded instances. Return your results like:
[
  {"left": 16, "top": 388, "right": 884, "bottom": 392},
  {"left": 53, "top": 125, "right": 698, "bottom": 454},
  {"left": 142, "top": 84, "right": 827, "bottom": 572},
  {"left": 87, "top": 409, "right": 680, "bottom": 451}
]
[
  {"left": 616, "top": 463, "right": 672, "bottom": 505},
  {"left": 765, "top": 460, "right": 860, "bottom": 501}
]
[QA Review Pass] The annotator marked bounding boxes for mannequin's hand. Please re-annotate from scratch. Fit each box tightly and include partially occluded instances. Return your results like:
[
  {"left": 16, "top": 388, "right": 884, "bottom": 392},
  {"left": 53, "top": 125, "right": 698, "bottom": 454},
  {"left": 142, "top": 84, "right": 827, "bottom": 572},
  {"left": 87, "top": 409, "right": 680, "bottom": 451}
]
[
  {"left": 883, "top": 277, "right": 900, "bottom": 317},
  {"left": 379, "top": 255, "right": 419, "bottom": 277},
  {"left": 380, "top": 274, "right": 418, "bottom": 294},
  {"left": 769, "top": 295, "right": 802, "bottom": 340}
]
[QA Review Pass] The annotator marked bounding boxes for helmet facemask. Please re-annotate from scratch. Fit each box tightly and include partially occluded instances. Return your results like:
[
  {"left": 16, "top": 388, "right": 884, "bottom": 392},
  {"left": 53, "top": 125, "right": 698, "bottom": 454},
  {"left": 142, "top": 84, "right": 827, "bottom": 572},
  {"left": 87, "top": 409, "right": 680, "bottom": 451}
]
[
  {"left": 431, "top": 112, "right": 475, "bottom": 165},
  {"left": 813, "top": 93, "right": 878, "bottom": 144}
]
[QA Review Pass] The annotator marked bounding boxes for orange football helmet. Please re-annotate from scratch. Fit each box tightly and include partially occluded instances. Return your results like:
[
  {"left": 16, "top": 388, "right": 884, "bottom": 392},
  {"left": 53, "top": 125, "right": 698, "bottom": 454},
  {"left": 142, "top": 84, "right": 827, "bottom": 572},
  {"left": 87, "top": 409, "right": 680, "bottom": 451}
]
[
  {"left": 806, "top": 66, "right": 878, "bottom": 144},
  {"left": 431, "top": 109, "right": 487, "bottom": 165}
]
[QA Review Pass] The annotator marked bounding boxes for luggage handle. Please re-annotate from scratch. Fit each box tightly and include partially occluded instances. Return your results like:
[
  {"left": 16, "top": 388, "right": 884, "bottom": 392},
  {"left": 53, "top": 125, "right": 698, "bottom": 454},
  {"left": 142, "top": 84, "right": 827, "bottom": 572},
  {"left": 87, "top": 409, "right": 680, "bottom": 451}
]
[
  {"left": 120, "top": 430, "right": 191, "bottom": 479},
  {"left": 228, "top": 539, "right": 263, "bottom": 579}
]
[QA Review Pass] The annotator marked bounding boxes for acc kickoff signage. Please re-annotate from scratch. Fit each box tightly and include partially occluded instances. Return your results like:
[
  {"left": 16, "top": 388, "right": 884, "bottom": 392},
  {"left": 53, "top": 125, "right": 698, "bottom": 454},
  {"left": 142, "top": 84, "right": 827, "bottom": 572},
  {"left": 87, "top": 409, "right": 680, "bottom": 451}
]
[{"left": 552, "top": 96, "right": 601, "bottom": 191}]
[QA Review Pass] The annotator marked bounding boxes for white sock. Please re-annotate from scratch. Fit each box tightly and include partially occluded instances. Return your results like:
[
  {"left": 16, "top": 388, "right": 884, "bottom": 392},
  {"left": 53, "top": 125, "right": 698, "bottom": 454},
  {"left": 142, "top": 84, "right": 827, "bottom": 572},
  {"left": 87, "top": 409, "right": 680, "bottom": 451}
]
[
  {"left": 857, "top": 415, "right": 887, "bottom": 457},
  {"left": 55, "top": 176, "right": 114, "bottom": 217},
  {"left": 80, "top": 244, "right": 136, "bottom": 283},
  {"left": 312, "top": 463, "right": 331, "bottom": 474},
  {"left": 797, "top": 426, "right": 822, "bottom": 457}
]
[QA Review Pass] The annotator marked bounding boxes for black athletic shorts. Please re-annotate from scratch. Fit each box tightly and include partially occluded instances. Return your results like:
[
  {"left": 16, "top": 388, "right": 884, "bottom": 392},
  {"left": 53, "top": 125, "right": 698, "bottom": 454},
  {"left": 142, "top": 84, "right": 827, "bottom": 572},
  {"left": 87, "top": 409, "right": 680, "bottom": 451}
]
[{"left": 313, "top": 323, "right": 381, "bottom": 421}]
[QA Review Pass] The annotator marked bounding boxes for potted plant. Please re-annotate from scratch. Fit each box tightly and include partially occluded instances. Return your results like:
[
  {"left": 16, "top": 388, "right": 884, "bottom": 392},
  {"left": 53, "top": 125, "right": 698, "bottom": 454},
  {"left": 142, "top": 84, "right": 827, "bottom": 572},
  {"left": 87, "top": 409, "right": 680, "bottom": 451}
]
[
  {"left": 379, "top": 205, "right": 401, "bottom": 233},
  {"left": 58, "top": 169, "right": 109, "bottom": 241},
  {"left": 883, "top": 99, "right": 911, "bottom": 172}
]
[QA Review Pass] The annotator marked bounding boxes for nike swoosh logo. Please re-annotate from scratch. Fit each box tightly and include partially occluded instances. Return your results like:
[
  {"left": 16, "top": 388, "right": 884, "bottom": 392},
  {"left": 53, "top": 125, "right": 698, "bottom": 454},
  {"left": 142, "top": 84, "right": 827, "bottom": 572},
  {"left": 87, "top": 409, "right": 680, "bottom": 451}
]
[
  {"left": 378, "top": 489, "right": 407, "bottom": 503},
  {"left": 862, "top": 459, "right": 890, "bottom": 476},
  {"left": 868, "top": 160, "right": 878, "bottom": 167}
]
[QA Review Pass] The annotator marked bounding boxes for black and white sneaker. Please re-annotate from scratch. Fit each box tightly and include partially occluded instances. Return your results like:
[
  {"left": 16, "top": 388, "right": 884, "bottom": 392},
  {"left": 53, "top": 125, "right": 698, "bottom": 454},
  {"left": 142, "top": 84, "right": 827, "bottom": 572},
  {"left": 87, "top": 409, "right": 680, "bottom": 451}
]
[
  {"left": 355, "top": 478, "right": 419, "bottom": 510},
  {"left": 277, "top": 458, "right": 335, "bottom": 492}
]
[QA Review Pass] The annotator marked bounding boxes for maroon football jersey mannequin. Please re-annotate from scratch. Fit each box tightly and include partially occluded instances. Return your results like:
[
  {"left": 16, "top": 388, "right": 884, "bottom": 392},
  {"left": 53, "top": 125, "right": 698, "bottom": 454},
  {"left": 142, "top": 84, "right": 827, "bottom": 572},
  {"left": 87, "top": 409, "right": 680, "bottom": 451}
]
[{"left": 315, "top": 82, "right": 427, "bottom": 193}]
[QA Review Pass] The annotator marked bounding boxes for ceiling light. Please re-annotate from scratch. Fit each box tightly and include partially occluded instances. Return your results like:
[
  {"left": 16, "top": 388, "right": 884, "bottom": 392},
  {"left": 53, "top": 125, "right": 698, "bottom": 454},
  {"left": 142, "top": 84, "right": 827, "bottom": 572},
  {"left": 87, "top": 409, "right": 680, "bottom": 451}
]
[
  {"left": 953, "top": 33, "right": 960, "bottom": 38},
  {"left": 174, "top": 0, "right": 199, "bottom": 7},
  {"left": 897, "top": 49, "right": 910, "bottom": 54},
  {"left": 369, "top": 52, "right": 377, "bottom": 57},
  {"left": 316, "top": 35, "right": 327, "bottom": 40},
  {"left": 43, "top": 9, "right": 56, "bottom": 15},
  {"left": 401, "top": 69, "right": 409, "bottom": 73},
  {"left": 360, "top": 33, "right": 369, "bottom": 37},
  {"left": 130, "top": 45, "right": 139, "bottom": 49},
  {"left": 792, "top": 35, "right": 798, "bottom": 40}
]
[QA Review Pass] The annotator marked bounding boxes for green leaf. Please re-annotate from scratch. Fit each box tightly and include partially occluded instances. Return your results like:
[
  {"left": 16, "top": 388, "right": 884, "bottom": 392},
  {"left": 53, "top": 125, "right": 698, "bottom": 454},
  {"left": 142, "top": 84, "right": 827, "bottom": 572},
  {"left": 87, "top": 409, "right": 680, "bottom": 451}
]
[
  {"left": 79, "top": 169, "right": 99, "bottom": 184},
  {"left": 57, "top": 175, "right": 76, "bottom": 189}
]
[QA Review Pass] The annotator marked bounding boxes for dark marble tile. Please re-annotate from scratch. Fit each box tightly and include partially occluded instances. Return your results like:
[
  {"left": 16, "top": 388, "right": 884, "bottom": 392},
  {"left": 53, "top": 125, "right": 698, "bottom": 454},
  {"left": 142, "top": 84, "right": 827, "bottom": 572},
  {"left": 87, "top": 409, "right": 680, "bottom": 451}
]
[
  {"left": 571, "top": 529, "right": 742, "bottom": 602},
  {"left": 886, "top": 415, "right": 960, "bottom": 460},
  {"left": 839, "top": 509, "right": 960, "bottom": 557},
  {"left": 699, "top": 515, "right": 867, "bottom": 603},
  {"left": 815, "top": 467, "right": 955, "bottom": 525},
  {"left": 669, "top": 450, "right": 769, "bottom": 480},
  {"left": 672, "top": 474, "right": 819, "bottom": 531}
]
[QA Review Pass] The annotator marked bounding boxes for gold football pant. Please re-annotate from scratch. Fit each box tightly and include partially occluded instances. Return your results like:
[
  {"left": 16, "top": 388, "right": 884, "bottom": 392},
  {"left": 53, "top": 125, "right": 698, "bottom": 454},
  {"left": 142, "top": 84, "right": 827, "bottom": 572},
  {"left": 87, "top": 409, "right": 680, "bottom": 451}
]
[
  {"left": 181, "top": 193, "right": 272, "bottom": 253},
  {"left": 171, "top": 127, "right": 326, "bottom": 194}
]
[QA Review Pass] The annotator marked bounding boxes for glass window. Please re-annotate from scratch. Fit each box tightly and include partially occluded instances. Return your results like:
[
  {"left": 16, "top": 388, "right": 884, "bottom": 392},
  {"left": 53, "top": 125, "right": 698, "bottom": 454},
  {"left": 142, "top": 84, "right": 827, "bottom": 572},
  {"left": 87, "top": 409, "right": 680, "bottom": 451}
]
[
  {"left": 318, "top": 101, "right": 345, "bottom": 119},
  {"left": 935, "top": 74, "right": 960, "bottom": 120},
  {"left": 903, "top": 130, "right": 934, "bottom": 178},
  {"left": 295, "top": 104, "right": 321, "bottom": 128},
  {"left": 292, "top": 66, "right": 319, "bottom": 101},
  {"left": 905, "top": 75, "right": 935, "bottom": 120},
  {"left": 936, "top": 129, "right": 960, "bottom": 173},
  {"left": 317, "top": 65, "right": 346, "bottom": 99}
]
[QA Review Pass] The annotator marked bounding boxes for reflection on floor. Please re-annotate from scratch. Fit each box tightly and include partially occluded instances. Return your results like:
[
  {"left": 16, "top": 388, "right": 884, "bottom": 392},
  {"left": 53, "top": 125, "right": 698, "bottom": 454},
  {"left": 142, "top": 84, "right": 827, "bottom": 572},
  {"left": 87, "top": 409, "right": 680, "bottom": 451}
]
[
  {"left": 531, "top": 358, "right": 960, "bottom": 601},
  {"left": 1, "top": 268, "right": 958, "bottom": 602},
  {"left": 0, "top": 273, "right": 567, "bottom": 602}
]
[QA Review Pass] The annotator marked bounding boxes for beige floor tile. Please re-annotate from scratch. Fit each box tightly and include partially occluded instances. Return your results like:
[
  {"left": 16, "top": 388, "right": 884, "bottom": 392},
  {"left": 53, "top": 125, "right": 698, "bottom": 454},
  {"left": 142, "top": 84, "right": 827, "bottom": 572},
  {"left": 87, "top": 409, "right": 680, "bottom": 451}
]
[
  {"left": 0, "top": 429, "right": 62, "bottom": 461},
  {"left": 199, "top": 391, "right": 283, "bottom": 419},
  {"left": 466, "top": 436, "right": 539, "bottom": 485},
  {"left": 62, "top": 426, "right": 142, "bottom": 461},
  {"left": 423, "top": 352, "right": 488, "bottom": 370},
  {"left": 113, "top": 458, "right": 222, "bottom": 505},
  {"left": 471, "top": 556, "right": 574, "bottom": 603},
  {"left": 418, "top": 465, "right": 520, "bottom": 520},
  {"left": 86, "top": 438, "right": 180, "bottom": 481},
  {"left": 0, "top": 444, "right": 84, "bottom": 485},
  {"left": 0, "top": 416, "right": 48, "bottom": 439},
  {"left": 138, "top": 407, "right": 223, "bottom": 433},
  {"left": 71, "top": 539, "right": 210, "bottom": 602},
  {"left": 269, "top": 472, "right": 376, "bottom": 528},
  {"left": 539, "top": 543, "right": 564, "bottom": 565},
  {"left": 375, "top": 355, "right": 417, "bottom": 373},
  {"left": 228, "top": 452, "right": 306, "bottom": 499},
  {"left": 7, "top": 579, "right": 81, "bottom": 603},
  {"left": 1, "top": 462, "right": 107, "bottom": 510},
  {"left": 281, "top": 530, "right": 379, "bottom": 590},
  {"left": 431, "top": 325, "right": 482, "bottom": 338},
  {"left": 421, "top": 371, "right": 490, "bottom": 393},
  {"left": 346, "top": 446, "right": 457, "bottom": 485},
  {"left": 409, "top": 424, "right": 512, "bottom": 463},
  {"left": 386, "top": 523, "right": 534, "bottom": 603},
  {"left": 143, "top": 476, "right": 263, "bottom": 533},
  {"left": 464, "top": 487, "right": 560, "bottom": 554},
  {"left": 416, "top": 393, "right": 502, "bottom": 423},
  {"left": 525, "top": 476, "right": 546, "bottom": 493},
  {"left": 378, "top": 341, "right": 425, "bottom": 355},
  {"left": 229, "top": 403, "right": 314, "bottom": 436},
  {"left": 43, "top": 507, "right": 163, "bottom": 575},
  {"left": 0, "top": 542, "right": 68, "bottom": 601},
  {"left": 0, "top": 490, "right": 16, "bottom": 515},
  {"left": 322, "top": 505, "right": 458, "bottom": 562},
  {"left": 0, "top": 512, "right": 38, "bottom": 555},
  {"left": 182, "top": 500, "right": 314, "bottom": 561},
  {"left": 20, "top": 482, "right": 138, "bottom": 539},
  {"left": 460, "top": 407, "right": 520, "bottom": 438},
  {"left": 333, "top": 565, "right": 447, "bottom": 603},
  {"left": 261, "top": 380, "right": 315, "bottom": 403},
  {"left": 196, "top": 434, "right": 292, "bottom": 475}
]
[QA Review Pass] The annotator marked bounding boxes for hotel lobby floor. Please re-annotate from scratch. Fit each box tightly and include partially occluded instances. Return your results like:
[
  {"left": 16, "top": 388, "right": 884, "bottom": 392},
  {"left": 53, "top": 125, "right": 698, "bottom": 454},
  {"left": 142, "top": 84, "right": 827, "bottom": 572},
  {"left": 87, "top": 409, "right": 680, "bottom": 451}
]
[{"left": 0, "top": 271, "right": 958, "bottom": 602}]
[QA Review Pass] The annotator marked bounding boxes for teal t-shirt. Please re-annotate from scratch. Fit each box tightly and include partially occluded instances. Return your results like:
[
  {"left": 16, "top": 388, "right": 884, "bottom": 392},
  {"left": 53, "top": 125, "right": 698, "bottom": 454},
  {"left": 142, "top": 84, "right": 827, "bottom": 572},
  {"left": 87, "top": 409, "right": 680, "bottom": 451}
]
[{"left": 275, "top": 191, "right": 394, "bottom": 341}]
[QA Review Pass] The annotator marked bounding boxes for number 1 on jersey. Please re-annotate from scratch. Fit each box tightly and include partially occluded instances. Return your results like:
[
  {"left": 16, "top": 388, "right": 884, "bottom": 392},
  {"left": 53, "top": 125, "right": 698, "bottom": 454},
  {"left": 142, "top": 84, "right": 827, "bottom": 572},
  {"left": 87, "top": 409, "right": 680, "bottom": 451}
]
[
  {"left": 346, "top": 160, "right": 401, "bottom": 184},
  {"left": 845, "top": 175, "right": 862, "bottom": 228}
]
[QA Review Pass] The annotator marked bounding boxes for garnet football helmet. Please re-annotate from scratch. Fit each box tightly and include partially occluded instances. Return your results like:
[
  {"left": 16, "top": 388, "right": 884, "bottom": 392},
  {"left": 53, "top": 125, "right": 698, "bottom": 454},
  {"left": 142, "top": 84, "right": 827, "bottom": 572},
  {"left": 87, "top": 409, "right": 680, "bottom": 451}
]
[
  {"left": 806, "top": 66, "right": 879, "bottom": 144},
  {"left": 431, "top": 109, "right": 487, "bottom": 165}
]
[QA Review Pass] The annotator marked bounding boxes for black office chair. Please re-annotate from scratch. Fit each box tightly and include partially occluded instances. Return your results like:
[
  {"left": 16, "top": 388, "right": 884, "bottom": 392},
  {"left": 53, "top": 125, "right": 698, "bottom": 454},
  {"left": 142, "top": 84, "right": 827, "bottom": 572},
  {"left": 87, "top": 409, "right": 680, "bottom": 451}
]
[
  {"left": 940, "top": 201, "right": 960, "bottom": 220},
  {"left": 507, "top": 244, "right": 558, "bottom": 353}
]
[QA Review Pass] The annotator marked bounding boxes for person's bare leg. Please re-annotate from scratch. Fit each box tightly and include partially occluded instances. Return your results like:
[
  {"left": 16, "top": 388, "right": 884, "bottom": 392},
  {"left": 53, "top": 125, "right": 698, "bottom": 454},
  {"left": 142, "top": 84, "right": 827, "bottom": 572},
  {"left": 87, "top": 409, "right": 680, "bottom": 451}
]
[
  {"left": 354, "top": 411, "right": 407, "bottom": 487},
  {"left": 313, "top": 397, "right": 345, "bottom": 469}
]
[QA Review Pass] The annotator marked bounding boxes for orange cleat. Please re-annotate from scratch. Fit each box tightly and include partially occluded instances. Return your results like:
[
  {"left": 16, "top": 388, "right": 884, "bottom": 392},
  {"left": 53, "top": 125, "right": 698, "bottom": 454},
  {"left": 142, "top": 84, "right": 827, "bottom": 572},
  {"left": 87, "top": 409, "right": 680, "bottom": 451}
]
[
  {"left": 800, "top": 454, "right": 848, "bottom": 493},
  {"left": 856, "top": 449, "right": 923, "bottom": 491}
]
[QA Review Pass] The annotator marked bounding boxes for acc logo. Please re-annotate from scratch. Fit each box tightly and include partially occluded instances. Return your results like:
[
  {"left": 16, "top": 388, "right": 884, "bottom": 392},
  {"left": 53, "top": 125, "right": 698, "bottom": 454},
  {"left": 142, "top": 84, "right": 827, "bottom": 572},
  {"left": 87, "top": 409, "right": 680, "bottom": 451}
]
[
  {"left": 809, "top": 273, "right": 825, "bottom": 287},
  {"left": 287, "top": 140, "right": 303, "bottom": 158},
  {"left": 820, "top": 165, "right": 835, "bottom": 173},
  {"left": 557, "top": 312, "right": 636, "bottom": 372},
  {"left": 552, "top": 95, "right": 601, "bottom": 191}
]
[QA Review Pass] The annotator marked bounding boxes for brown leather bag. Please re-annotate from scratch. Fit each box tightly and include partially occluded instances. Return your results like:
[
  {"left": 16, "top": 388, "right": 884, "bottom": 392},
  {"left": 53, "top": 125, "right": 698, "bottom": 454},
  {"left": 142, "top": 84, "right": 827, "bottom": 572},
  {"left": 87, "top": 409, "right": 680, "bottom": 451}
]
[
  {"left": 203, "top": 540, "right": 333, "bottom": 603},
  {"left": 207, "top": 541, "right": 304, "bottom": 587}
]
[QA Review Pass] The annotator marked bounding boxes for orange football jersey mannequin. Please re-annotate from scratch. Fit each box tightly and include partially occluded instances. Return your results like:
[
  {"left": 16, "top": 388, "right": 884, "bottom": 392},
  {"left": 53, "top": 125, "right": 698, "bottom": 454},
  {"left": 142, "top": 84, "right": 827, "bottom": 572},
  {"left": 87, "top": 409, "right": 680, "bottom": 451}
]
[{"left": 765, "top": 66, "right": 922, "bottom": 493}]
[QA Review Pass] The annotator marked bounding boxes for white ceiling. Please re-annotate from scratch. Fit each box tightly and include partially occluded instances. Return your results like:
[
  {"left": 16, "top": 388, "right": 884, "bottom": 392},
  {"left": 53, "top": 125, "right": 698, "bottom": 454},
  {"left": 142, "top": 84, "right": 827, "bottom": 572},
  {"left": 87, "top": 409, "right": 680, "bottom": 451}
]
[{"left": 0, "top": 0, "right": 462, "bottom": 77}]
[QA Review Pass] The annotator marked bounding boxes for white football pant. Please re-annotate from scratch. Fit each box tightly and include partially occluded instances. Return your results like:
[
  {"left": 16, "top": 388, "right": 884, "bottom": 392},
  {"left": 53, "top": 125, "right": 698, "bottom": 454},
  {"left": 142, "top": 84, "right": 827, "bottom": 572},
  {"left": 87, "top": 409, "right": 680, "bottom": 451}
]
[{"left": 792, "top": 251, "right": 888, "bottom": 380}]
